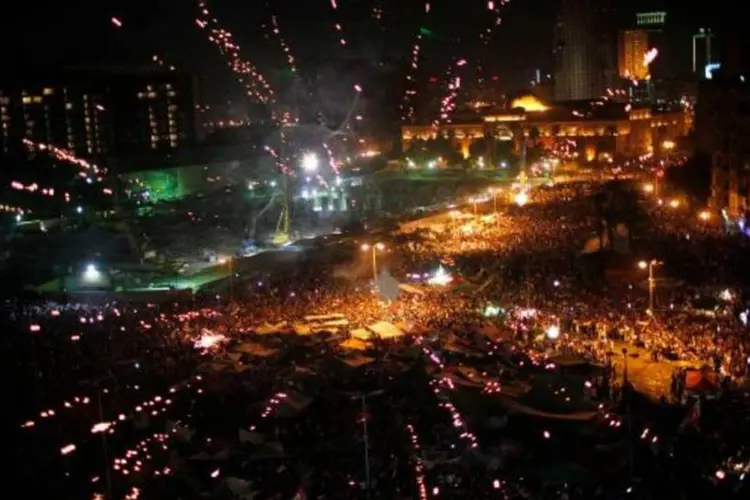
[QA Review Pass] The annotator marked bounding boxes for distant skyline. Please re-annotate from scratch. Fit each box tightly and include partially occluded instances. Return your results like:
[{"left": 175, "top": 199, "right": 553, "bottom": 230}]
[{"left": 0, "top": 1, "right": 727, "bottom": 115}]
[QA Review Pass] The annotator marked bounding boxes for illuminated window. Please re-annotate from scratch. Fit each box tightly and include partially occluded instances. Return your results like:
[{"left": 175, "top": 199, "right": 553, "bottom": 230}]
[
  {"left": 22, "top": 96, "right": 31, "bottom": 104},
  {"left": 167, "top": 91, "right": 176, "bottom": 97},
  {"left": 169, "top": 134, "right": 178, "bottom": 141},
  {"left": 137, "top": 92, "right": 146, "bottom": 99},
  {"left": 65, "top": 102, "right": 73, "bottom": 110},
  {"left": 147, "top": 92, "right": 157, "bottom": 98},
  {"left": 165, "top": 84, "right": 172, "bottom": 90},
  {"left": 43, "top": 88, "right": 54, "bottom": 96},
  {"left": 146, "top": 85, "right": 153, "bottom": 92}
]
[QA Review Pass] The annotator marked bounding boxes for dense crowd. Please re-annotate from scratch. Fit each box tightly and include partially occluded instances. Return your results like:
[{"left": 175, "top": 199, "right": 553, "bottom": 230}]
[{"left": 4, "top": 178, "right": 750, "bottom": 499}]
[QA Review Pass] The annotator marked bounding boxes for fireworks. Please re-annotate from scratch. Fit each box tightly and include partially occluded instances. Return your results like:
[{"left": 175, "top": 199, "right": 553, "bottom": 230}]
[
  {"left": 269, "top": 14, "right": 297, "bottom": 75},
  {"left": 482, "top": 0, "right": 510, "bottom": 45},
  {"left": 22, "top": 139, "right": 106, "bottom": 175},
  {"left": 196, "top": 1, "right": 274, "bottom": 105},
  {"left": 328, "top": 0, "right": 347, "bottom": 46},
  {"left": 401, "top": 2, "right": 431, "bottom": 123},
  {"left": 434, "top": 59, "right": 465, "bottom": 126}
]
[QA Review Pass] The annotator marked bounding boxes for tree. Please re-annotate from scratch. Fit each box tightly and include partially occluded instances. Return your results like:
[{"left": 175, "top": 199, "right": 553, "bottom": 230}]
[
  {"left": 665, "top": 152, "right": 712, "bottom": 203},
  {"left": 468, "top": 139, "right": 487, "bottom": 159}
]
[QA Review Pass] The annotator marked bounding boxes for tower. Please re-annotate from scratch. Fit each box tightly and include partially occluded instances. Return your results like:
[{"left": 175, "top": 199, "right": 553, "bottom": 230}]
[{"left": 554, "top": 0, "right": 617, "bottom": 101}]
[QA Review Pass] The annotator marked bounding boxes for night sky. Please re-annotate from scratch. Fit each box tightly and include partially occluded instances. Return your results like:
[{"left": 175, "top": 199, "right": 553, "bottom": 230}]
[{"left": 0, "top": 1, "right": 720, "bottom": 118}]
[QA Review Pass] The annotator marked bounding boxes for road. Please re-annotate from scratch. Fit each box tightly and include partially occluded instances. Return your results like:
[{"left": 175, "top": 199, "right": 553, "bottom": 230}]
[{"left": 610, "top": 341, "right": 708, "bottom": 401}]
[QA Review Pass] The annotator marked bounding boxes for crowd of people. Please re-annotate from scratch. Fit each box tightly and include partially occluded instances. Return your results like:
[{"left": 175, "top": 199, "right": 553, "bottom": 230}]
[{"left": 4, "top": 176, "right": 750, "bottom": 499}]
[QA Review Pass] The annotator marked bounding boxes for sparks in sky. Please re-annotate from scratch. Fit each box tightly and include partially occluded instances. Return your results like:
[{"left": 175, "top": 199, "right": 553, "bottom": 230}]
[
  {"left": 22, "top": 139, "right": 106, "bottom": 175},
  {"left": 269, "top": 14, "right": 297, "bottom": 75},
  {"left": 328, "top": 0, "right": 347, "bottom": 46},
  {"left": 196, "top": 1, "right": 274, "bottom": 105},
  {"left": 401, "top": 2, "right": 432, "bottom": 123}
]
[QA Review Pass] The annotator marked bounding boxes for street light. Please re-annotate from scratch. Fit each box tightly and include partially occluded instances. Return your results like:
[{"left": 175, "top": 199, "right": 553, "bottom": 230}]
[
  {"left": 349, "top": 389, "right": 384, "bottom": 492},
  {"left": 83, "top": 263, "right": 101, "bottom": 283},
  {"left": 301, "top": 152, "right": 319, "bottom": 172},
  {"left": 488, "top": 187, "right": 501, "bottom": 213},
  {"left": 470, "top": 197, "right": 478, "bottom": 216},
  {"left": 361, "top": 242, "right": 385, "bottom": 284},
  {"left": 638, "top": 259, "right": 663, "bottom": 312}
]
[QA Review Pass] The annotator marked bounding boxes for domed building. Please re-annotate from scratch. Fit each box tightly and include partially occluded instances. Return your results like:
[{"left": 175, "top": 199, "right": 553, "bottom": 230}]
[{"left": 401, "top": 92, "right": 690, "bottom": 164}]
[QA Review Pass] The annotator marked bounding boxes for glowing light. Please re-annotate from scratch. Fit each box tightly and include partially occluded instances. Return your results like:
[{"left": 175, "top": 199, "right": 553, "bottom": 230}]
[
  {"left": 514, "top": 191, "right": 528, "bottom": 206},
  {"left": 301, "top": 152, "right": 319, "bottom": 172},
  {"left": 83, "top": 264, "right": 101, "bottom": 282},
  {"left": 427, "top": 265, "right": 453, "bottom": 286},
  {"left": 642, "top": 183, "right": 654, "bottom": 193},
  {"left": 194, "top": 331, "right": 227, "bottom": 351},
  {"left": 545, "top": 325, "right": 560, "bottom": 340},
  {"left": 510, "top": 94, "right": 549, "bottom": 112},
  {"left": 698, "top": 210, "right": 711, "bottom": 221},
  {"left": 644, "top": 48, "right": 659, "bottom": 66}
]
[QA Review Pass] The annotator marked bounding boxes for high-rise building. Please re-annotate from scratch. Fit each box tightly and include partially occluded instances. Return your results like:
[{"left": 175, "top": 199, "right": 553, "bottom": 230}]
[
  {"left": 0, "top": 67, "right": 200, "bottom": 158},
  {"left": 636, "top": 11, "right": 666, "bottom": 30},
  {"left": 618, "top": 30, "right": 650, "bottom": 80},
  {"left": 693, "top": 28, "right": 716, "bottom": 75},
  {"left": 554, "top": 0, "right": 617, "bottom": 102}
]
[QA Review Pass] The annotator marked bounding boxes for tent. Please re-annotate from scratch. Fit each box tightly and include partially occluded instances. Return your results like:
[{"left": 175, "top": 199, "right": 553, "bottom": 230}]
[
  {"left": 398, "top": 283, "right": 426, "bottom": 295},
  {"left": 340, "top": 338, "right": 370, "bottom": 351},
  {"left": 367, "top": 321, "right": 404, "bottom": 339},
  {"left": 684, "top": 368, "right": 721, "bottom": 397},
  {"left": 234, "top": 342, "right": 280, "bottom": 358},
  {"left": 351, "top": 328, "right": 372, "bottom": 341},
  {"left": 255, "top": 322, "right": 289, "bottom": 335},
  {"left": 337, "top": 355, "right": 375, "bottom": 368}
]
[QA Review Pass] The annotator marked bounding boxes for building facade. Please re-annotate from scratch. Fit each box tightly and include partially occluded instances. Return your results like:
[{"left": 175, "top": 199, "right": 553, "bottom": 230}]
[
  {"left": 701, "top": 79, "right": 750, "bottom": 214},
  {"left": 402, "top": 95, "right": 691, "bottom": 163},
  {"left": 554, "top": 0, "right": 617, "bottom": 101},
  {"left": 0, "top": 67, "right": 200, "bottom": 159},
  {"left": 619, "top": 30, "right": 650, "bottom": 80}
]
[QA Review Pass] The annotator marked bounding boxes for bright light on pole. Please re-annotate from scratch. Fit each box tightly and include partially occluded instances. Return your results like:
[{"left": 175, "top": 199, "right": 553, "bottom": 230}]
[
  {"left": 638, "top": 259, "right": 662, "bottom": 312},
  {"left": 301, "top": 152, "right": 319, "bottom": 172},
  {"left": 83, "top": 263, "right": 101, "bottom": 283},
  {"left": 361, "top": 242, "right": 385, "bottom": 284}
]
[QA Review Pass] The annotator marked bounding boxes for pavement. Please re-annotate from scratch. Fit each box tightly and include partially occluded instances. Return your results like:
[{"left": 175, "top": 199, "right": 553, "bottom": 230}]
[{"left": 609, "top": 341, "right": 707, "bottom": 401}]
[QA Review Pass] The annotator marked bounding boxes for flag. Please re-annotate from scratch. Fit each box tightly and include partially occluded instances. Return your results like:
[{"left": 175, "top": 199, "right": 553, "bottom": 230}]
[{"left": 679, "top": 397, "right": 701, "bottom": 431}]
